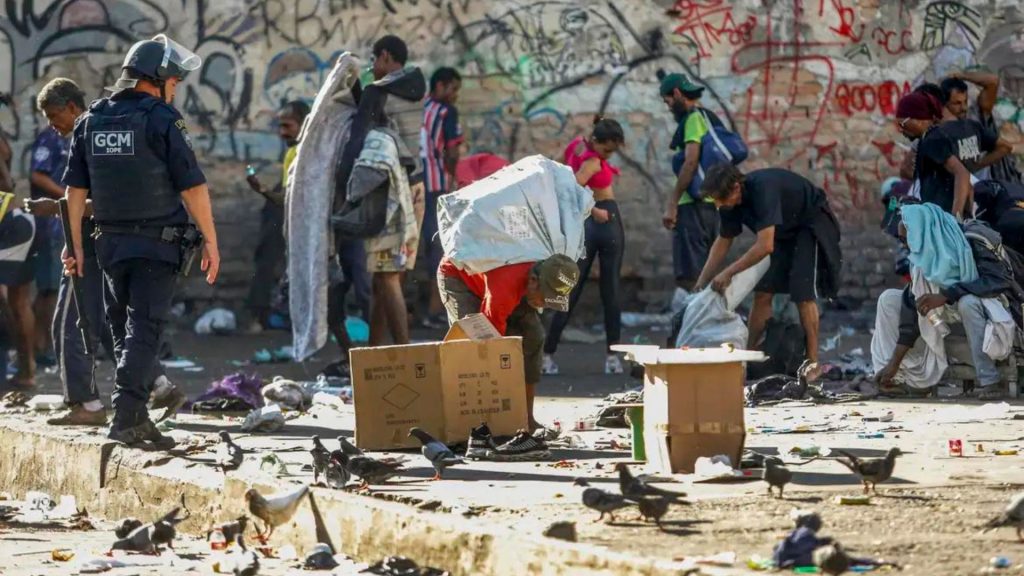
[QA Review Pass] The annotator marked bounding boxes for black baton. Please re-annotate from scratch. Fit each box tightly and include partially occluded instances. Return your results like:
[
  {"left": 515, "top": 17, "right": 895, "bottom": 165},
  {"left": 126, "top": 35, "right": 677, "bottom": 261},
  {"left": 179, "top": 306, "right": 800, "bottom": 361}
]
[{"left": 58, "top": 198, "right": 94, "bottom": 356}]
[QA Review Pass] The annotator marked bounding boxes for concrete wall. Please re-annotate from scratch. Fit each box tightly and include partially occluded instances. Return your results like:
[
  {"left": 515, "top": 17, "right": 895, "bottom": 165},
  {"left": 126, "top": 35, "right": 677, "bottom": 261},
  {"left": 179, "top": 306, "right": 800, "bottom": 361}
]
[{"left": 2, "top": 0, "right": 1023, "bottom": 308}]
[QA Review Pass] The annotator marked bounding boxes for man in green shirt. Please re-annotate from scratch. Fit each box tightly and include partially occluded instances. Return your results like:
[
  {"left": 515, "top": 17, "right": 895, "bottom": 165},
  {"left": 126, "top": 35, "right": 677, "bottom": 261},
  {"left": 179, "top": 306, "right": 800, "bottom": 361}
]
[{"left": 660, "top": 73, "right": 721, "bottom": 291}]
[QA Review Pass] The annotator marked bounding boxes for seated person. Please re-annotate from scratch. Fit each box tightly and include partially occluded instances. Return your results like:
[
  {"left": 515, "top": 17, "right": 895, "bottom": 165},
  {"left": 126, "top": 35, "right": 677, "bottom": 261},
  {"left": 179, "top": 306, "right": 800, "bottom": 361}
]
[
  {"left": 973, "top": 179, "right": 1024, "bottom": 256},
  {"left": 872, "top": 204, "right": 1022, "bottom": 400}
]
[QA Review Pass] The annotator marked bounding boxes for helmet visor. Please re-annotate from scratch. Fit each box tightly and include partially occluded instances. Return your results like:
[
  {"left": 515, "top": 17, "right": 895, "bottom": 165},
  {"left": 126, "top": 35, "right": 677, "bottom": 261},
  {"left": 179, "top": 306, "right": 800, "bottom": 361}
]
[{"left": 152, "top": 34, "right": 202, "bottom": 76}]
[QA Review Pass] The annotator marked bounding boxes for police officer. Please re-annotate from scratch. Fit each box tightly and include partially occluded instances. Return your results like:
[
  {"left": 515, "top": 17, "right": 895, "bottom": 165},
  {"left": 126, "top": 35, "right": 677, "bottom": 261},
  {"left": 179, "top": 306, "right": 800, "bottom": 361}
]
[{"left": 63, "top": 34, "right": 220, "bottom": 447}]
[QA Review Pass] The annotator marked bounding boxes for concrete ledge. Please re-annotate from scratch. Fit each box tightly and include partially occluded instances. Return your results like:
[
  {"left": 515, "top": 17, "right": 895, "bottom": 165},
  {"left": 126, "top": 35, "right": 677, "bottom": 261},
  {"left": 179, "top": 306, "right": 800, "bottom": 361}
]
[{"left": 0, "top": 418, "right": 690, "bottom": 576}]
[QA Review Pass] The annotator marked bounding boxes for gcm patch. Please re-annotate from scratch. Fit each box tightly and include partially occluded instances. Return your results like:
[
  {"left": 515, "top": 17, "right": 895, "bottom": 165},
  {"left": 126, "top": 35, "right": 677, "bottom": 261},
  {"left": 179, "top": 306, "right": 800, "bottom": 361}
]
[{"left": 92, "top": 131, "right": 134, "bottom": 156}]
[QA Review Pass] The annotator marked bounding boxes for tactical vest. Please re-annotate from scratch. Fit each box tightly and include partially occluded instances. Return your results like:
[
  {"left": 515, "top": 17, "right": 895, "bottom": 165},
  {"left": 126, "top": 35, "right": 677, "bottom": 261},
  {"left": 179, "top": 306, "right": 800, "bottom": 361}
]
[{"left": 83, "top": 96, "right": 180, "bottom": 222}]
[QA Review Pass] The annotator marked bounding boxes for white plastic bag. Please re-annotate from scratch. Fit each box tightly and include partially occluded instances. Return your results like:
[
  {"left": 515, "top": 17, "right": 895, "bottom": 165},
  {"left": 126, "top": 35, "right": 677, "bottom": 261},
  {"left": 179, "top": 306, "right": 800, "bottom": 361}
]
[
  {"left": 437, "top": 155, "right": 594, "bottom": 274},
  {"left": 193, "top": 308, "right": 236, "bottom": 335},
  {"left": 675, "top": 258, "right": 770, "bottom": 348}
]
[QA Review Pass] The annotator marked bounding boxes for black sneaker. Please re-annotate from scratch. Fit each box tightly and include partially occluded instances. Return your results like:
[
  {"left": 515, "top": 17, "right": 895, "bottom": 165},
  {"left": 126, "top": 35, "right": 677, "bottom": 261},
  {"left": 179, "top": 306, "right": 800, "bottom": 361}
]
[
  {"left": 490, "top": 430, "right": 552, "bottom": 462},
  {"left": 465, "top": 423, "right": 497, "bottom": 460}
]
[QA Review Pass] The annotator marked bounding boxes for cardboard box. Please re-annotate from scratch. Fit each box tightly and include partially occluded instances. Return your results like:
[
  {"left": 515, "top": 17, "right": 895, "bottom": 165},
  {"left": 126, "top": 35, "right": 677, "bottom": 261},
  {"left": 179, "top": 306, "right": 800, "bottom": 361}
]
[
  {"left": 350, "top": 314, "right": 528, "bottom": 450},
  {"left": 612, "top": 346, "right": 764, "bottom": 475}
]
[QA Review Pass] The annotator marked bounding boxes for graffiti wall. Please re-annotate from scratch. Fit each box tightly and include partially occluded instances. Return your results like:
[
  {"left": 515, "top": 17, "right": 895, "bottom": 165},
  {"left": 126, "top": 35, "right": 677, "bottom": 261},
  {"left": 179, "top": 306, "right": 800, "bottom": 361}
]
[{"left": 2, "top": 0, "right": 1023, "bottom": 304}]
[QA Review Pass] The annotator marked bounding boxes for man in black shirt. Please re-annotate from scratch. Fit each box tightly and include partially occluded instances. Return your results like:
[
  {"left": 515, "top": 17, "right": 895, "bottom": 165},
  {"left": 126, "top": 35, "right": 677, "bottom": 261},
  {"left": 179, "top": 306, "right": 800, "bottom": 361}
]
[
  {"left": 695, "top": 164, "right": 841, "bottom": 376},
  {"left": 895, "top": 91, "right": 1011, "bottom": 216}
]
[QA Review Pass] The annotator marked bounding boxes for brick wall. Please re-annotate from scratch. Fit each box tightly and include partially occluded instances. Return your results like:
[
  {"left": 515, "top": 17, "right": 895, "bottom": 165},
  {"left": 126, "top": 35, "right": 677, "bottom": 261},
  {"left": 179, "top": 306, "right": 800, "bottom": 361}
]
[{"left": 1, "top": 0, "right": 1021, "bottom": 311}]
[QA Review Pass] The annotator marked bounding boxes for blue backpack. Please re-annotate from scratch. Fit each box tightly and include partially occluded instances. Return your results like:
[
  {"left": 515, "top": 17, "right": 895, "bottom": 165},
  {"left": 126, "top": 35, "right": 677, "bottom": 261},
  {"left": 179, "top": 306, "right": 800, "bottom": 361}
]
[{"left": 672, "top": 109, "right": 748, "bottom": 201}]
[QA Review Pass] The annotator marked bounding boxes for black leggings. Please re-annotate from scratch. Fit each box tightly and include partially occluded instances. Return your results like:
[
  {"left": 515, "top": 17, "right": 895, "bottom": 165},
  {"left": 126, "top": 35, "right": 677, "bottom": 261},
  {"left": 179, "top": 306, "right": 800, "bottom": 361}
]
[{"left": 544, "top": 200, "right": 624, "bottom": 354}]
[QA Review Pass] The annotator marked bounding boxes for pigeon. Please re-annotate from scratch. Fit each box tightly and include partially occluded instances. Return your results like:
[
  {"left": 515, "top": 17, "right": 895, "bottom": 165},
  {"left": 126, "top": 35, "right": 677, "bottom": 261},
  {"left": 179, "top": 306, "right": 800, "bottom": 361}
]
[
  {"left": 764, "top": 457, "right": 793, "bottom": 498},
  {"left": 228, "top": 534, "right": 260, "bottom": 576},
  {"left": 337, "top": 436, "right": 363, "bottom": 457},
  {"left": 982, "top": 492, "right": 1024, "bottom": 542},
  {"left": 339, "top": 451, "right": 404, "bottom": 488},
  {"left": 245, "top": 485, "right": 309, "bottom": 541},
  {"left": 208, "top": 516, "right": 248, "bottom": 544},
  {"left": 814, "top": 542, "right": 852, "bottom": 575},
  {"left": 615, "top": 463, "right": 687, "bottom": 502},
  {"left": 637, "top": 496, "right": 672, "bottom": 527},
  {"left": 150, "top": 506, "right": 187, "bottom": 551},
  {"left": 574, "top": 478, "right": 632, "bottom": 523},
  {"left": 217, "top": 431, "right": 245, "bottom": 472},
  {"left": 325, "top": 450, "right": 351, "bottom": 489},
  {"left": 110, "top": 523, "right": 156, "bottom": 554},
  {"left": 408, "top": 427, "right": 465, "bottom": 480},
  {"left": 310, "top": 436, "right": 331, "bottom": 484},
  {"left": 835, "top": 448, "right": 901, "bottom": 494},
  {"left": 114, "top": 517, "right": 144, "bottom": 539}
]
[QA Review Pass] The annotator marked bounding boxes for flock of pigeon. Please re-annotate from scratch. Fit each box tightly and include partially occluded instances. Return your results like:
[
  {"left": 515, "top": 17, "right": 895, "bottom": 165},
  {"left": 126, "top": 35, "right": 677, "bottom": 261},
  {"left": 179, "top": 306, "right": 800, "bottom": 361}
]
[{"left": 100, "top": 434, "right": 1022, "bottom": 575}]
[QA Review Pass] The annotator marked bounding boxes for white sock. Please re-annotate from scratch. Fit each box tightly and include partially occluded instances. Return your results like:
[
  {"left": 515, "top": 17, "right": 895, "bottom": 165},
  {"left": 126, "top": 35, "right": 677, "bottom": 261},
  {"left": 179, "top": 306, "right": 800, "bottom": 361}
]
[{"left": 82, "top": 400, "right": 103, "bottom": 412}]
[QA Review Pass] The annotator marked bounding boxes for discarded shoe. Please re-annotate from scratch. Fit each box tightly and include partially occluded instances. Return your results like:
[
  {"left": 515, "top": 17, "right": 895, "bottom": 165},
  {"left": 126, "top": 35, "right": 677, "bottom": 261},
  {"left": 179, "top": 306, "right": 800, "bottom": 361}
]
[
  {"left": 465, "top": 423, "right": 497, "bottom": 460},
  {"left": 149, "top": 378, "right": 186, "bottom": 423},
  {"left": 542, "top": 354, "right": 559, "bottom": 375},
  {"left": 489, "top": 430, "right": 552, "bottom": 462}
]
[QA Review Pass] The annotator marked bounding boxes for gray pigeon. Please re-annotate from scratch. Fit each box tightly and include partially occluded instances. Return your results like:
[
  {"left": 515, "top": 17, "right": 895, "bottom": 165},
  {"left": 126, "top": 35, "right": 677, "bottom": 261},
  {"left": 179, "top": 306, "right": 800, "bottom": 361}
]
[
  {"left": 208, "top": 516, "right": 248, "bottom": 544},
  {"left": 230, "top": 534, "right": 260, "bottom": 576},
  {"left": 814, "top": 542, "right": 851, "bottom": 575},
  {"left": 574, "top": 478, "right": 632, "bottom": 523},
  {"left": 325, "top": 450, "right": 350, "bottom": 489},
  {"left": 338, "top": 452, "right": 403, "bottom": 488},
  {"left": 764, "top": 457, "right": 793, "bottom": 498},
  {"left": 310, "top": 436, "right": 331, "bottom": 484},
  {"left": 835, "top": 448, "right": 901, "bottom": 494},
  {"left": 337, "top": 436, "right": 363, "bottom": 457},
  {"left": 217, "top": 431, "right": 245, "bottom": 472},
  {"left": 637, "top": 496, "right": 672, "bottom": 527},
  {"left": 982, "top": 492, "right": 1024, "bottom": 542},
  {"left": 150, "top": 506, "right": 187, "bottom": 551},
  {"left": 615, "top": 463, "right": 687, "bottom": 502},
  {"left": 408, "top": 427, "right": 465, "bottom": 480},
  {"left": 110, "top": 523, "right": 156, "bottom": 554},
  {"left": 114, "top": 517, "right": 144, "bottom": 539}
]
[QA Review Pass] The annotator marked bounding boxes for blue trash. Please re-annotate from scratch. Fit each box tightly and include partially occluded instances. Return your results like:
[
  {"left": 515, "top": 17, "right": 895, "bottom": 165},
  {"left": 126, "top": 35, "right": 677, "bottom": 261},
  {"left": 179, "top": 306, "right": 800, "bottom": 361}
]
[{"left": 346, "top": 316, "right": 370, "bottom": 343}]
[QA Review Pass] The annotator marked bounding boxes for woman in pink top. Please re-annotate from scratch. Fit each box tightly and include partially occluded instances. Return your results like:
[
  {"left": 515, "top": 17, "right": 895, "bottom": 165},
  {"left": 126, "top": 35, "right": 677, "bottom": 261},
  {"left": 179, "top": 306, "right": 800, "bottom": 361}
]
[{"left": 544, "top": 116, "right": 626, "bottom": 375}]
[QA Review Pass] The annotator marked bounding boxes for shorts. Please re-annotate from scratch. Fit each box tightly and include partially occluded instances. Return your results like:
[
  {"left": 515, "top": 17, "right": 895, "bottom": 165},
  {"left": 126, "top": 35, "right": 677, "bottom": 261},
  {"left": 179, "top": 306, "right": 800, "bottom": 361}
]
[
  {"left": 673, "top": 202, "right": 719, "bottom": 282},
  {"left": 33, "top": 218, "right": 62, "bottom": 293},
  {"left": 367, "top": 243, "right": 418, "bottom": 274},
  {"left": 419, "top": 191, "right": 445, "bottom": 277},
  {"left": 755, "top": 227, "right": 819, "bottom": 302},
  {"left": 437, "top": 273, "right": 543, "bottom": 385}
]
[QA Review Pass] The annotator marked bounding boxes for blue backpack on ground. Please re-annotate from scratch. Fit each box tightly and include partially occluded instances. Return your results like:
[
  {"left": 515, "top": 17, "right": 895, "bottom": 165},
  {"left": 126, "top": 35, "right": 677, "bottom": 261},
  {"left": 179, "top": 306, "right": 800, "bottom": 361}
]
[{"left": 672, "top": 109, "right": 748, "bottom": 201}]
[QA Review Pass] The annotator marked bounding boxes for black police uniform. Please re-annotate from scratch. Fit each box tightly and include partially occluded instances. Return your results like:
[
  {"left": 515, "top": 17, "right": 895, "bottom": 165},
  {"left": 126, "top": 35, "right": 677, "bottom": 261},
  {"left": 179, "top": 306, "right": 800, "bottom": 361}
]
[{"left": 63, "top": 90, "right": 205, "bottom": 431}]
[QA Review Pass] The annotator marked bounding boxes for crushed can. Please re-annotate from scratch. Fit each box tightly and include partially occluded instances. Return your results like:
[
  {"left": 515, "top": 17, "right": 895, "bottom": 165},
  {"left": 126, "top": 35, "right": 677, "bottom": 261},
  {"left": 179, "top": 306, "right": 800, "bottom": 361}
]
[
  {"left": 550, "top": 419, "right": 562, "bottom": 433},
  {"left": 948, "top": 439, "right": 963, "bottom": 457},
  {"left": 573, "top": 418, "right": 597, "bottom": 431},
  {"left": 208, "top": 528, "right": 227, "bottom": 550}
]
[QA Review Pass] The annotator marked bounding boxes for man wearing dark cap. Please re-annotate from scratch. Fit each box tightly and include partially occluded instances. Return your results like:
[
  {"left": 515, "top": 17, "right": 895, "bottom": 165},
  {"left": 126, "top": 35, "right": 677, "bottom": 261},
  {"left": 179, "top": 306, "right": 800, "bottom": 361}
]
[
  {"left": 437, "top": 253, "right": 579, "bottom": 436},
  {"left": 659, "top": 73, "right": 724, "bottom": 291},
  {"left": 895, "top": 91, "right": 1011, "bottom": 218}
]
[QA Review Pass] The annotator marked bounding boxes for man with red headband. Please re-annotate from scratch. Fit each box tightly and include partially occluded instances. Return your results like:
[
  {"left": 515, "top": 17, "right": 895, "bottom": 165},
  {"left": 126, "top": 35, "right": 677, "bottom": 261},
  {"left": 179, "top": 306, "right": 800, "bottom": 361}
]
[{"left": 895, "top": 90, "right": 1011, "bottom": 218}]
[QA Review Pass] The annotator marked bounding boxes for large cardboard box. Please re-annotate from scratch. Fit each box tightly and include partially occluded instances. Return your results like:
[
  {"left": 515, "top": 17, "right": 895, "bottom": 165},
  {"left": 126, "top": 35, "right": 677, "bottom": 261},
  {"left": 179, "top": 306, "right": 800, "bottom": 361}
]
[
  {"left": 350, "top": 315, "right": 529, "bottom": 450},
  {"left": 613, "top": 346, "right": 764, "bottom": 474}
]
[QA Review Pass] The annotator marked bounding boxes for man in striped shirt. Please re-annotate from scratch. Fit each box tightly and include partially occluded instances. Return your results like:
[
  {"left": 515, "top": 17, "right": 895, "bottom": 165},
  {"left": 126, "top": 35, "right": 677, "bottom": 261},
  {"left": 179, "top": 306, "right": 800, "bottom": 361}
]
[{"left": 419, "top": 67, "right": 463, "bottom": 327}]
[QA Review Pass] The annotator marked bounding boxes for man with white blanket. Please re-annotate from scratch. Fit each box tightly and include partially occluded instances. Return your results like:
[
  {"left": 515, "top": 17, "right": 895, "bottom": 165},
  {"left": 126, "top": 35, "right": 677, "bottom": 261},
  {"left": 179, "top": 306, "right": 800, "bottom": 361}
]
[{"left": 872, "top": 203, "right": 1022, "bottom": 399}]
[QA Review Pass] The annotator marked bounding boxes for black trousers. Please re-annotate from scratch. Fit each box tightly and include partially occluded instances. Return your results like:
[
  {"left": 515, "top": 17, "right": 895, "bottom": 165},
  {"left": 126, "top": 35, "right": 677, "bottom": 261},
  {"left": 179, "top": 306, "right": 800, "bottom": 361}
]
[
  {"left": 246, "top": 203, "right": 286, "bottom": 317},
  {"left": 544, "top": 200, "right": 624, "bottom": 354},
  {"left": 101, "top": 258, "right": 177, "bottom": 428}
]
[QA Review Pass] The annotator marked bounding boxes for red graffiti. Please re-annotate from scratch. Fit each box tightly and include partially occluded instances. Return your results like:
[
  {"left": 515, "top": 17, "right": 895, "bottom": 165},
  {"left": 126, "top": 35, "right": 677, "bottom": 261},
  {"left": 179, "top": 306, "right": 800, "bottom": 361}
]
[
  {"left": 671, "top": 1, "right": 758, "bottom": 59},
  {"left": 818, "top": 0, "right": 863, "bottom": 42},
  {"left": 871, "top": 139, "right": 904, "bottom": 179},
  {"left": 871, "top": 27, "right": 914, "bottom": 55},
  {"left": 833, "top": 81, "right": 912, "bottom": 116}
]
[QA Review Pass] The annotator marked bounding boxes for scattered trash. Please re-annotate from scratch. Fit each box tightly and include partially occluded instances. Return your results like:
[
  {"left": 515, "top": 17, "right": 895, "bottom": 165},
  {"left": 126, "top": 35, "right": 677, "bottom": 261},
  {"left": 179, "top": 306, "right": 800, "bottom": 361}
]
[
  {"left": 241, "top": 404, "right": 285, "bottom": 433},
  {"left": 994, "top": 449, "right": 1019, "bottom": 456},
  {"left": 194, "top": 308, "right": 237, "bottom": 335},
  {"left": 304, "top": 543, "right": 339, "bottom": 569},
  {"left": 542, "top": 521, "right": 577, "bottom": 542},
  {"left": 278, "top": 544, "right": 298, "bottom": 561},
  {"left": 52, "top": 549, "right": 74, "bottom": 561},
  {"left": 857, "top": 433, "right": 885, "bottom": 439},
  {"left": 259, "top": 453, "right": 288, "bottom": 476},
  {"left": 1, "top": 391, "right": 29, "bottom": 408},
  {"left": 188, "top": 373, "right": 264, "bottom": 413},
  {"left": 834, "top": 495, "right": 872, "bottom": 505},
  {"left": 787, "top": 446, "right": 832, "bottom": 458},
  {"left": 27, "top": 394, "right": 65, "bottom": 411},
  {"left": 822, "top": 332, "right": 841, "bottom": 352},
  {"left": 694, "top": 455, "right": 742, "bottom": 480},
  {"left": 262, "top": 376, "right": 313, "bottom": 411},
  {"left": 991, "top": 556, "right": 1012, "bottom": 569},
  {"left": 161, "top": 357, "right": 197, "bottom": 369},
  {"left": 862, "top": 411, "right": 894, "bottom": 423},
  {"left": 747, "top": 555, "right": 776, "bottom": 571},
  {"left": 346, "top": 316, "right": 369, "bottom": 343},
  {"left": 364, "top": 555, "right": 450, "bottom": 576},
  {"left": 311, "top": 391, "right": 347, "bottom": 411},
  {"left": 848, "top": 347, "right": 864, "bottom": 356},
  {"left": 949, "top": 439, "right": 964, "bottom": 457},
  {"left": 253, "top": 346, "right": 293, "bottom": 364},
  {"left": 621, "top": 312, "right": 673, "bottom": 328}
]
